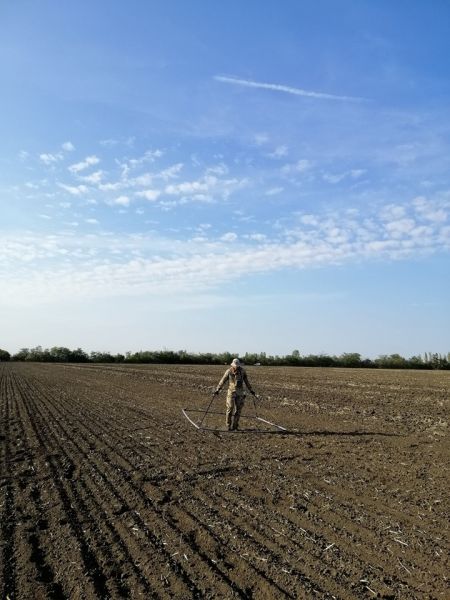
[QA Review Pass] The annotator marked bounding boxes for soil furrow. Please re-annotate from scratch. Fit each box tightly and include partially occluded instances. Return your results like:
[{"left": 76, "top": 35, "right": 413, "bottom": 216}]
[
  {"left": 12, "top": 367, "right": 241, "bottom": 598},
  {"left": 12, "top": 371, "right": 182, "bottom": 598},
  {"left": 1, "top": 369, "right": 18, "bottom": 600}
]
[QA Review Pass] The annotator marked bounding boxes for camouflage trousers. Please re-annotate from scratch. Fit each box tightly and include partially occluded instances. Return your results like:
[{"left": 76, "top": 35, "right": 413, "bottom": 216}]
[{"left": 226, "top": 391, "right": 245, "bottom": 430}]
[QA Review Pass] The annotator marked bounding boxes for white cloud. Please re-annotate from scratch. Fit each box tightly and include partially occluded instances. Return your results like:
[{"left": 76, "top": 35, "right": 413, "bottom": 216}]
[
  {"left": 126, "top": 149, "right": 164, "bottom": 169},
  {"left": 100, "top": 138, "right": 121, "bottom": 147},
  {"left": 385, "top": 218, "right": 416, "bottom": 237},
  {"left": 159, "top": 163, "right": 184, "bottom": 181},
  {"left": 81, "top": 170, "right": 104, "bottom": 185},
  {"left": 132, "top": 173, "right": 154, "bottom": 187},
  {"left": 62, "top": 141, "right": 75, "bottom": 152},
  {"left": 221, "top": 232, "right": 238, "bottom": 242},
  {"left": 254, "top": 133, "right": 269, "bottom": 146},
  {"left": 136, "top": 189, "right": 161, "bottom": 201},
  {"left": 265, "top": 187, "right": 284, "bottom": 196},
  {"left": 246, "top": 233, "right": 267, "bottom": 242},
  {"left": 166, "top": 179, "right": 211, "bottom": 196},
  {"left": 413, "top": 196, "right": 448, "bottom": 223},
  {"left": 98, "top": 181, "right": 123, "bottom": 192},
  {"left": 58, "top": 183, "right": 89, "bottom": 196},
  {"left": 40, "top": 152, "right": 63, "bottom": 165},
  {"left": 410, "top": 225, "right": 433, "bottom": 241},
  {"left": 425, "top": 209, "right": 447, "bottom": 223},
  {"left": 267, "top": 145, "right": 288, "bottom": 159},
  {"left": 439, "top": 226, "right": 450, "bottom": 247},
  {"left": 206, "top": 163, "right": 229, "bottom": 176},
  {"left": 107, "top": 195, "right": 130, "bottom": 207},
  {"left": 116, "top": 150, "right": 164, "bottom": 178},
  {"left": 214, "top": 75, "right": 367, "bottom": 102},
  {"left": 69, "top": 155, "right": 100, "bottom": 173},
  {"left": 380, "top": 204, "right": 406, "bottom": 221},
  {"left": 1, "top": 196, "right": 447, "bottom": 307},
  {"left": 129, "top": 163, "right": 183, "bottom": 188},
  {"left": 323, "top": 169, "right": 367, "bottom": 184},
  {"left": 350, "top": 169, "right": 366, "bottom": 179},
  {"left": 281, "top": 159, "right": 312, "bottom": 175},
  {"left": 323, "top": 172, "right": 347, "bottom": 184},
  {"left": 165, "top": 173, "right": 246, "bottom": 201}
]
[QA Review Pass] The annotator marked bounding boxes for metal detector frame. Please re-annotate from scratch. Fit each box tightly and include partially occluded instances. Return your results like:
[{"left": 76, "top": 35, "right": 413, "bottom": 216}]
[{"left": 182, "top": 407, "right": 288, "bottom": 432}]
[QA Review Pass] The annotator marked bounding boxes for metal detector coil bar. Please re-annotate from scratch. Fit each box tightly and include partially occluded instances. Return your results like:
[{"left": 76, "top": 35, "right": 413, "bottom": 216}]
[{"left": 182, "top": 407, "right": 287, "bottom": 432}]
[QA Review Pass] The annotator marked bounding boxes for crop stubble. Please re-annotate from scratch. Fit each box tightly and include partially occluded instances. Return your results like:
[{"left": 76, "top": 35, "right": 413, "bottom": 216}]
[{"left": 0, "top": 362, "right": 448, "bottom": 599}]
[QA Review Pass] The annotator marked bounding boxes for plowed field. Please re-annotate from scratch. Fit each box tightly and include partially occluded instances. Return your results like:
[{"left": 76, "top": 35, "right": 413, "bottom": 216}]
[{"left": 0, "top": 362, "right": 448, "bottom": 599}]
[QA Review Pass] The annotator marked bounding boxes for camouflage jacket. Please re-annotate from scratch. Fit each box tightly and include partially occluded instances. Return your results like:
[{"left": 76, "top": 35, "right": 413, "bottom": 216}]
[{"left": 216, "top": 367, "right": 254, "bottom": 395}]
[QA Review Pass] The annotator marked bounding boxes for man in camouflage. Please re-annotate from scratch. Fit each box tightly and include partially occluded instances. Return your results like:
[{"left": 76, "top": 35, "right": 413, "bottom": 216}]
[{"left": 214, "top": 358, "right": 257, "bottom": 431}]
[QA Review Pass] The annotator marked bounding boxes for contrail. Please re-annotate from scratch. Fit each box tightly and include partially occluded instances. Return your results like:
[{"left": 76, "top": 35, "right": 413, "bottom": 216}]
[{"left": 214, "top": 75, "right": 367, "bottom": 102}]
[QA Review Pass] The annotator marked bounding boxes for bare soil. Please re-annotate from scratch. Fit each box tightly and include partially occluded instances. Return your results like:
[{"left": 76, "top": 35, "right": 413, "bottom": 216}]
[{"left": 0, "top": 362, "right": 448, "bottom": 599}]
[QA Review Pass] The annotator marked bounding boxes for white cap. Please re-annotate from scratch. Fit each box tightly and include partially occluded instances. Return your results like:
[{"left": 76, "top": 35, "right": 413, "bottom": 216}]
[{"left": 231, "top": 358, "right": 241, "bottom": 366}]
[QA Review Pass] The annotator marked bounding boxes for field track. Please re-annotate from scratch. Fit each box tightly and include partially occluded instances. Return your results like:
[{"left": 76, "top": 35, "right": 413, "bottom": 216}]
[{"left": 0, "top": 362, "right": 448, "bottom": 599}]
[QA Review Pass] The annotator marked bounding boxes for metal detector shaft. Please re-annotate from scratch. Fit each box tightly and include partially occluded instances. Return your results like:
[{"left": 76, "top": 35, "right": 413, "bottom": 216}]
[
  {"left": 251, "top": 393, "right": 259, "bottom": 419},
  {"left": 199, "top": 393, "right": 217, "bottom": 427}
]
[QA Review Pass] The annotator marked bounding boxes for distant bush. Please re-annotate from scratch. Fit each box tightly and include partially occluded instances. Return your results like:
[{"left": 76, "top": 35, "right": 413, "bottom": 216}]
[
  {"left": 0, "top": 348, "right": 11, "bottom": 361},
  {"left": 6, "top": 346, "right": 449, "bottom": 370}
]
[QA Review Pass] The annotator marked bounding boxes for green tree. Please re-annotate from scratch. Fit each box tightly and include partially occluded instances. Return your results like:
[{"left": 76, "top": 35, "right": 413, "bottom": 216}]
[
  {"left": 0, "top": 349, "right": 10, "bottom": 361},
  {"left": 49, "top": 347, "right": 72, "bottom": 362},
  {"left": 338, "top": 353, "right": 362, "bottom": 368},
  {"left": 90, "top": 351, "right": 115, "bottom": 363},
  {"left": 375, "top": 354, "right": 408, "bottom": 369},
  {"left": 12, "top": 348, "right": 29, "bottom": 361},
  {"left": 26, "top": 346, "right": 45, "bottom": 361}
]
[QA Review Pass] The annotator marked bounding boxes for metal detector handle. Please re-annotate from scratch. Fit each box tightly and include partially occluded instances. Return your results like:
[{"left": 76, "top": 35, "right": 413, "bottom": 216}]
[
  {"left": 251, "top": 392, "right": 259, "bottom": 419},
  {"left": 199, "top": 392, "right": 218, "bottom": 427}
]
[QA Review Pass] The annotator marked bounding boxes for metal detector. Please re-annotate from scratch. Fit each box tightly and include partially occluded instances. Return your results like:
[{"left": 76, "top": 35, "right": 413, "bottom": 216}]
[{"left": 182, "top": 393, "right": 287, "bottom": 432}]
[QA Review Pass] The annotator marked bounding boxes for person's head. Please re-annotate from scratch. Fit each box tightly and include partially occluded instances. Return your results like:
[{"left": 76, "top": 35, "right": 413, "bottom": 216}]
[{"left": 231, "top": 358, "right": 241, "bottom": 369}]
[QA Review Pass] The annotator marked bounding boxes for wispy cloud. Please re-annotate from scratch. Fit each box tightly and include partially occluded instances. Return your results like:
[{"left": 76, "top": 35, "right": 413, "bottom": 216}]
[
  {"left": 322, "top": 169, "right": 367, "bottom": 184},
  {"left": 136, "top": 189, "right": 161, "bottom": 201},
  {"left": 265, "top": 187, "right": 284, "bottom": 196},
  {"left": 117, "top": 150, "right": 164, "bottom": 177},
  {"left": 80, "top": 170, "right": 104, "bottom": 185},
  {"left": 267, "top": 145, "right": 288, "bottom": 159},
  {"left": 281, "top": 159, "right": 312, "bottom": 175},
  {"left": 1, "top": 197, "right": 447, "bottom": 306},
  {"left": 98, "top": 181, "right": 123, "bottom": 192},
  {"left": 69, "top": 155, "right": 100, "bottom": 174},
  {"left": 39, "top": 152, "right": 63, "bottom": 165},
  {"left": 214, "top": 75, "right": 367, "bottom": 102},
  {"left": 106, "top": 195, "right": 130, "bottom": 207},
  {"left": 57, "top": 183, "right": 89, "bottom": 196},
  {"left": 413, "top": 196, "right": 448, "bottom": 223},
  {"left": 61, "top": 141, "right": 75, "bottom": 152},
  {"left": 165, "top": 173, "right": 247, "bottom": 202}
]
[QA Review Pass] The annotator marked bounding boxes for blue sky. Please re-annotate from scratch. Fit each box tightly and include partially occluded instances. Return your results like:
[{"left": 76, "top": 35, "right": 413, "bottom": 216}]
[{"left": 1, "top": 0, "right": 449, "bottom": 358}]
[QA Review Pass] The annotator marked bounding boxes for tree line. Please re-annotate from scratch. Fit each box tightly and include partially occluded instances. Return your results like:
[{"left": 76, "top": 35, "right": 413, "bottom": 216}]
[{"left": 0, "top": 346, "right": 449, "bottom": 370}]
